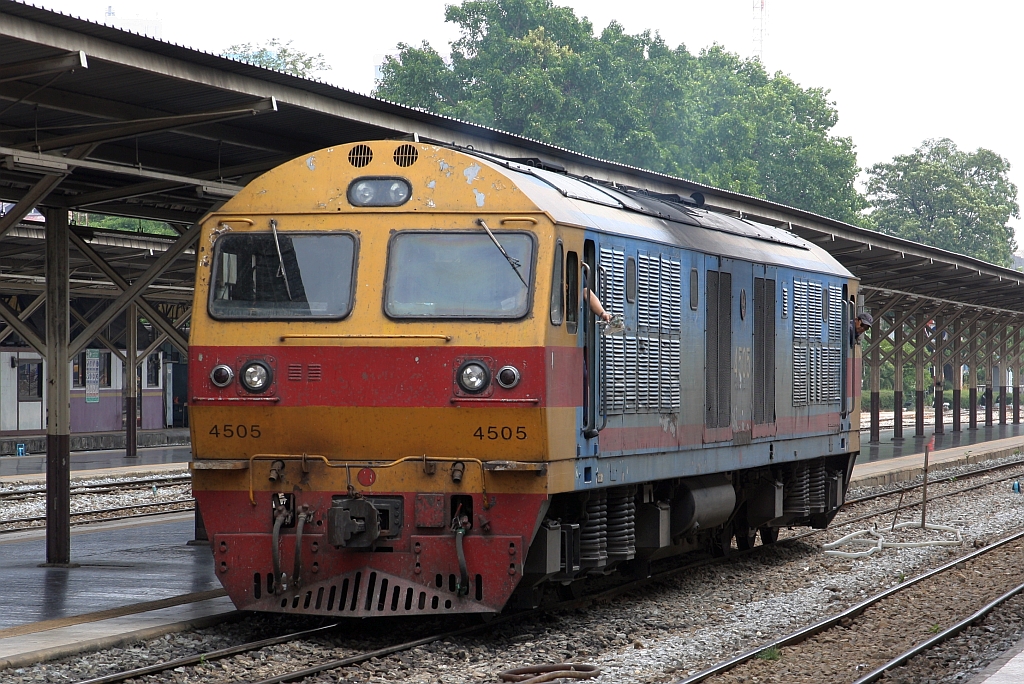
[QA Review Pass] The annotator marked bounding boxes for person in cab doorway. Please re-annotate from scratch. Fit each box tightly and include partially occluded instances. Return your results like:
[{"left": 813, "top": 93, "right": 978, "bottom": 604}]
[{"left": 851, "top": 312, "right": 873, "bottom": 345}]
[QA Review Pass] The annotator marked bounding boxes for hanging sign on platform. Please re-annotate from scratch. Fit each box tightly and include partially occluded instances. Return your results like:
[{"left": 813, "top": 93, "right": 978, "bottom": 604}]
[{"left": 85, "top": 349, "right": 100, "bottom": 403}]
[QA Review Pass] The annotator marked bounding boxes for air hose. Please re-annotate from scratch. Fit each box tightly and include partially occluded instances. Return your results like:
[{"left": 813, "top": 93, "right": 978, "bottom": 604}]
[
  {"left": 823, "top": 521, "right": 963, "bottom": 559},
  {"left": 452, "top": 503, "right": 471, "bottom": 597},
  {"left": 272, "top": 506, "right": 288, "bottom": 594}
]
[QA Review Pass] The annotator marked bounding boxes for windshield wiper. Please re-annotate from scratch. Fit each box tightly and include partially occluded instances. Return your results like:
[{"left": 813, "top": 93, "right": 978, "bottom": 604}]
[
  {"left": 476, "top": 218, "right": 528, "bottom": 288},
  {"left": 269, "top": 218, "right": 293, "bottom": 301}
]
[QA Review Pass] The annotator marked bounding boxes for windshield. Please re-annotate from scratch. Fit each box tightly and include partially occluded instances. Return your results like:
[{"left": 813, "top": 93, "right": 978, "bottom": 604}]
[
  {"left": 385, "top": 232, "right": 534, "bottom": 318},
  {"left": 209, "top": 232, "right": 356, "bottom": 319}
]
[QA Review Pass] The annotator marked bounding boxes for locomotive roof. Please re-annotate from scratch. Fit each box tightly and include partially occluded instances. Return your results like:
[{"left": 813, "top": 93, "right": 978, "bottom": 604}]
[{"left": 471, "top": 151, "right": 853, "bottom": 280}]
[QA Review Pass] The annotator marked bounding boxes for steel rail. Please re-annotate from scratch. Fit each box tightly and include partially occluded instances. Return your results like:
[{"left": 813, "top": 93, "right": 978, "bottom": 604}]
[
  {"left": 673, "top": 528, "right": 1024, "bottom": 683},
  {"left": 843, "top": 456, "right": 1024, "bottom": 507},
  {"left": 0, "top": 498, "right": 194, "bottom": 528},
  {"left": 851, "top": 580, "right": 1024, "bottom": 684},
  {"left": 0, "top": 474, "right": 191, "bottom": 500},
  {"left": 71, "top": 623, "right": 340, "bottom": 684}
]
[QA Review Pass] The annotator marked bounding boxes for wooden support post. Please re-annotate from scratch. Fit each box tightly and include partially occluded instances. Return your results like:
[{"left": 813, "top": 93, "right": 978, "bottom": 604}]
[
  {"left": 893, "top": 316, "right": 905, "bottom": 441},
  {"left": 44, "top": 207, "right": 72, "bottom": 567},
  {"left": 126, "top": 302, "right": 138, "bottom": 458}
]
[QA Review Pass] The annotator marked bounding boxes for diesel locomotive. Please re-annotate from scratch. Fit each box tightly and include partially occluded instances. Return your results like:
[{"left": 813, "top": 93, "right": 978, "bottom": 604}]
[{"left": 189, "top": 141, "right": 860, "bottom": 617}]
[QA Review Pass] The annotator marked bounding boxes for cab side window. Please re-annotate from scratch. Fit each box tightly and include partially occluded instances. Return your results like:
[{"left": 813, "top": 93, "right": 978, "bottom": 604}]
[
  {"left": 566, "top": 250, "right": 579, "bottom": 334},
  {"left": 550, "top": 241, "right": 564, "bottom": 325}
]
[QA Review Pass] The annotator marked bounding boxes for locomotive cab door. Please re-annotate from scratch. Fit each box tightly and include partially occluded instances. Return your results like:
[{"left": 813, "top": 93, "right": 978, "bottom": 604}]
[{"left": 581, "top": 239, "right": 601, "bottom": 440}]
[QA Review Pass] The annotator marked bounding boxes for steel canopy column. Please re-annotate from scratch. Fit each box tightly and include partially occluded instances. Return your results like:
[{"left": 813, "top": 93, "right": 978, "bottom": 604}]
[
  {"left": 126, "top": 302, "right": 138, "bottom": 458},
  {"left": 969, "top": 323, "right": 978, "bottom": 430},
  {"left": 1011, "top": 325, "right": 1019, "bottom": 421},
  {"left": 934, "top": 316, "right": 945, "bottom": 434},
  {"left": 1000, "top": 331, "right": 1008, "bottom": 425},
  {"left": 44, "top": 207, "right": 72, "bottom": 566},
  {"left": 952, "top": 320, "right": 962, "bottom": 433},
  {"left": 893, "top": 317, "right": 904, "bottom": 441},
  {"left": 869, "top": 316, "right": 881, "bottom": 444},
  {"left": 915, "top": 322, "right": 925, "bottom": 437},
  {"left": 985, "top": 331, "right": 994, "bottom": 428}
]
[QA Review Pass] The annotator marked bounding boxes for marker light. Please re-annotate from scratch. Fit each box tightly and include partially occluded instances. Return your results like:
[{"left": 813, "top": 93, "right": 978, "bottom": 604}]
[
  {"left": 497, "top": 365, "right": 521, "bottom": 389},
  {"left": 348, "top": 178, "right": 411, "bottom": 207},
  {"left": 240, "top": 361, "right": 272, "bottom": 393},
  {"left": 457, "top": 361, "right": 490, "bottom": 394},
  {"left": 210, "top": 364, "right": 234, "bottom": 388}
]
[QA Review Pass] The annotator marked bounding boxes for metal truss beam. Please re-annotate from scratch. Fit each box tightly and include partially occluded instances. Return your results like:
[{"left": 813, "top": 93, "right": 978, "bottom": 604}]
[
  {"left": 0, "top": 144, "right": 242, "bottom": 198},
  {"left": 13, "top": 98, "right": 277, "bottom": 153},
  {"left": 0, "top": 50, "right": 86, "bottom": 84},
  {"left": 0, "top": 142, "right": 94, "bottom": 240},
  {"left": 0, "top": 292, "right": 45, "bottom": 352},
  {"left": 68, "top": 228, "right": 196, "bottom": 355},
  {"left": 0, "top": 291, "right": 44, "bottom": 344}
]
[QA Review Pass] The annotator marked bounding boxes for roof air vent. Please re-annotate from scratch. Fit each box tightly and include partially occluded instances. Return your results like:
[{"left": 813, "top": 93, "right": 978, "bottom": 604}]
[
  {"left": 393, "top": 144, "right": 419, "bottom": 167},
  {"left": 348, "top": 144, "right": 373, "bottom": 168}
]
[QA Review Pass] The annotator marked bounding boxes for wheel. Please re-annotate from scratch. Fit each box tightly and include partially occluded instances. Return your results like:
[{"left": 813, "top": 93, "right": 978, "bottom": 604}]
[
  {"left": 711, "top": 524, "right": 733, "bottom": 557},
  {"left": 759, "top": 526, "right": 779, "bottom": 545},
  {"left": 735, "top": 522, "right": 757, "bottom": 551}
]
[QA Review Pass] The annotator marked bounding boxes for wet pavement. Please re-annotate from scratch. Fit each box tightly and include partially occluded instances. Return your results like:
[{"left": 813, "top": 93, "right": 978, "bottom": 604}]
[
  {"left": 0, "top": 445, "right": 191, "bottom": 478},
  {"left": 858, "top": 422, "right": 1024, "bottom": 464}
]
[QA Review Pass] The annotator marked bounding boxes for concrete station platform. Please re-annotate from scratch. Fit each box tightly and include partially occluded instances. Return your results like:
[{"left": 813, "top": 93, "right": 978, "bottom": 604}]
[
  {"left": 969, "top": 635, "right": 1024, "bottom": 683},
  {"left": 0, "top": 514, "right": 232, "bottom": 669},
  {"left": 0, "top": 444, "right": 191, "bottom": 482},
  {"left": 3, "top": 427, "right": 1024, "bottom": 671}
]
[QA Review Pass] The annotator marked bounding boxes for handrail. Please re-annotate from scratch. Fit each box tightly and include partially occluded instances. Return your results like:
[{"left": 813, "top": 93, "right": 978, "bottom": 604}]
[{"left": 280, "top": 333, "right": 451, "bottom": 342}]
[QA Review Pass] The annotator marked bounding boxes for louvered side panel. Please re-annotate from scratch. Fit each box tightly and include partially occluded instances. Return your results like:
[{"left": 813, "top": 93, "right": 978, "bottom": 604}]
[
  {"left": 831, "top": 347, "right": 842, "bottom": 403},
  {"left": 647, "top": 337, "right": 661, "bottom": 411},
  {"left": 637, "top": 254, "right": 654, "bottom": 331},
  {"left": 606, "top": 335, "right": 626, "bottom": 413},
  {"left": 793, "top": 279, "right": 808, "bottom": 340},
  {"left": 600, "top": 247, "right": 626, "bottom": 319},
  {"left": 828, "top": 285, "right": 843, "bottom": 345},
  {"left": 705, "top": 271, "right": 720, "bottom": 427},
  {"left": 765, "top": 279, "right": 777, "bottom": 422},
  {"left": 793, "top": 344, "right": 808, "bottom": 406},
  {"left": 661, "top": 338, "right": 681, "bottom": 412},
  {"left": 638, "top": 336, "right": 659, "bottom": 412},
  {"left": 809, "top": 282, "right": 823, "bottom": 341},
  {"left": 625, "top": 336, "right": 638, "bottom": 413},
  {"left": 661, "top": 257, "right": 682, "bottom": 333},
  {"left": 717, "top": 272, "right": 732, "bottom": 429}
]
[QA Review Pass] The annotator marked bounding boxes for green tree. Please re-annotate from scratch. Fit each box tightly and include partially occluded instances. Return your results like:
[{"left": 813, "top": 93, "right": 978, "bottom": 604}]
[
  {"left": 221, "top": 38, "right": 328, "bottom": 78},
  {"left": 865, "top": 138, "right": 1019, "bottom": 266},
  {"left": 375, "top": 0, "right": 865, "bottom": 222}
]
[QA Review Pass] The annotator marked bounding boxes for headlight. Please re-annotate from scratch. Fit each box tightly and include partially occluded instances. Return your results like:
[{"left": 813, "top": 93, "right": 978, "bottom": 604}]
[
  {"left": 348, "top": 178, "right": 411, "bottom": 207},
  {"left": 210, "top": 364, "right": 234, "bottom": 388},
  {"left": 240, "top": 361, "right": 272, "bottom": 393},
  {"left": 457, "top": 361, "right": 490, "bottom": 393},
  {"left": 496, "top": 365, "right": 521, "bottom": 389}
]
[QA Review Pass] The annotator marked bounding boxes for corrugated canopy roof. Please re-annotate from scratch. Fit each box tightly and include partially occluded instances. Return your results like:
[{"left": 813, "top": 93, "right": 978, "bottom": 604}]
[{"left": 2, "top": 0, "right": 1024, "bottom": 316}]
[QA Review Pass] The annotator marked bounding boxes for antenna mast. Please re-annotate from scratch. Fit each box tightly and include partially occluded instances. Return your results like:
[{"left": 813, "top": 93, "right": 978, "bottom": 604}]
[{"left": 753, "top": 0, "right": 767, "bottom": 62}]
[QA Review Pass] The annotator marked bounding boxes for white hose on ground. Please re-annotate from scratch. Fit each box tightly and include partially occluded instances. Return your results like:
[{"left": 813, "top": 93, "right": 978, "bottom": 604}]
[{"left": 822, "top": 521, "right": 963, "bottom": 558}]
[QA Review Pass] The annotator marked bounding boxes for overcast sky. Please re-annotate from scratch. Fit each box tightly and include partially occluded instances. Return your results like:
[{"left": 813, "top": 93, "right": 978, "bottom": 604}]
[{"left": 29, "top": 0, "right": 1024, "bottom": 244}]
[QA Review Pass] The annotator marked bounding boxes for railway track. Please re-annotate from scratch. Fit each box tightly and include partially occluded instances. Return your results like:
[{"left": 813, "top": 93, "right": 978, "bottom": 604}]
[
  {"left": 676, "top": 527, "right": 1024, "bottom": 684},
  {"left": 0, "top": 498, "right": 195, "bottom": 530},
  {"left": 0, "top": 473, "right": 191, "bottom": 501}
]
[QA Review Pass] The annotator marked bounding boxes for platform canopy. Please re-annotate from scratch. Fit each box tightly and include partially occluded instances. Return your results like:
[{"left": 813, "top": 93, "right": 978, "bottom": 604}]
[
  {"left": 4, "top": 1, "right": 1024, "bottom": 565},
  {"left": 3, "top": 0, "right": 1024, "bottom": 317}
]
